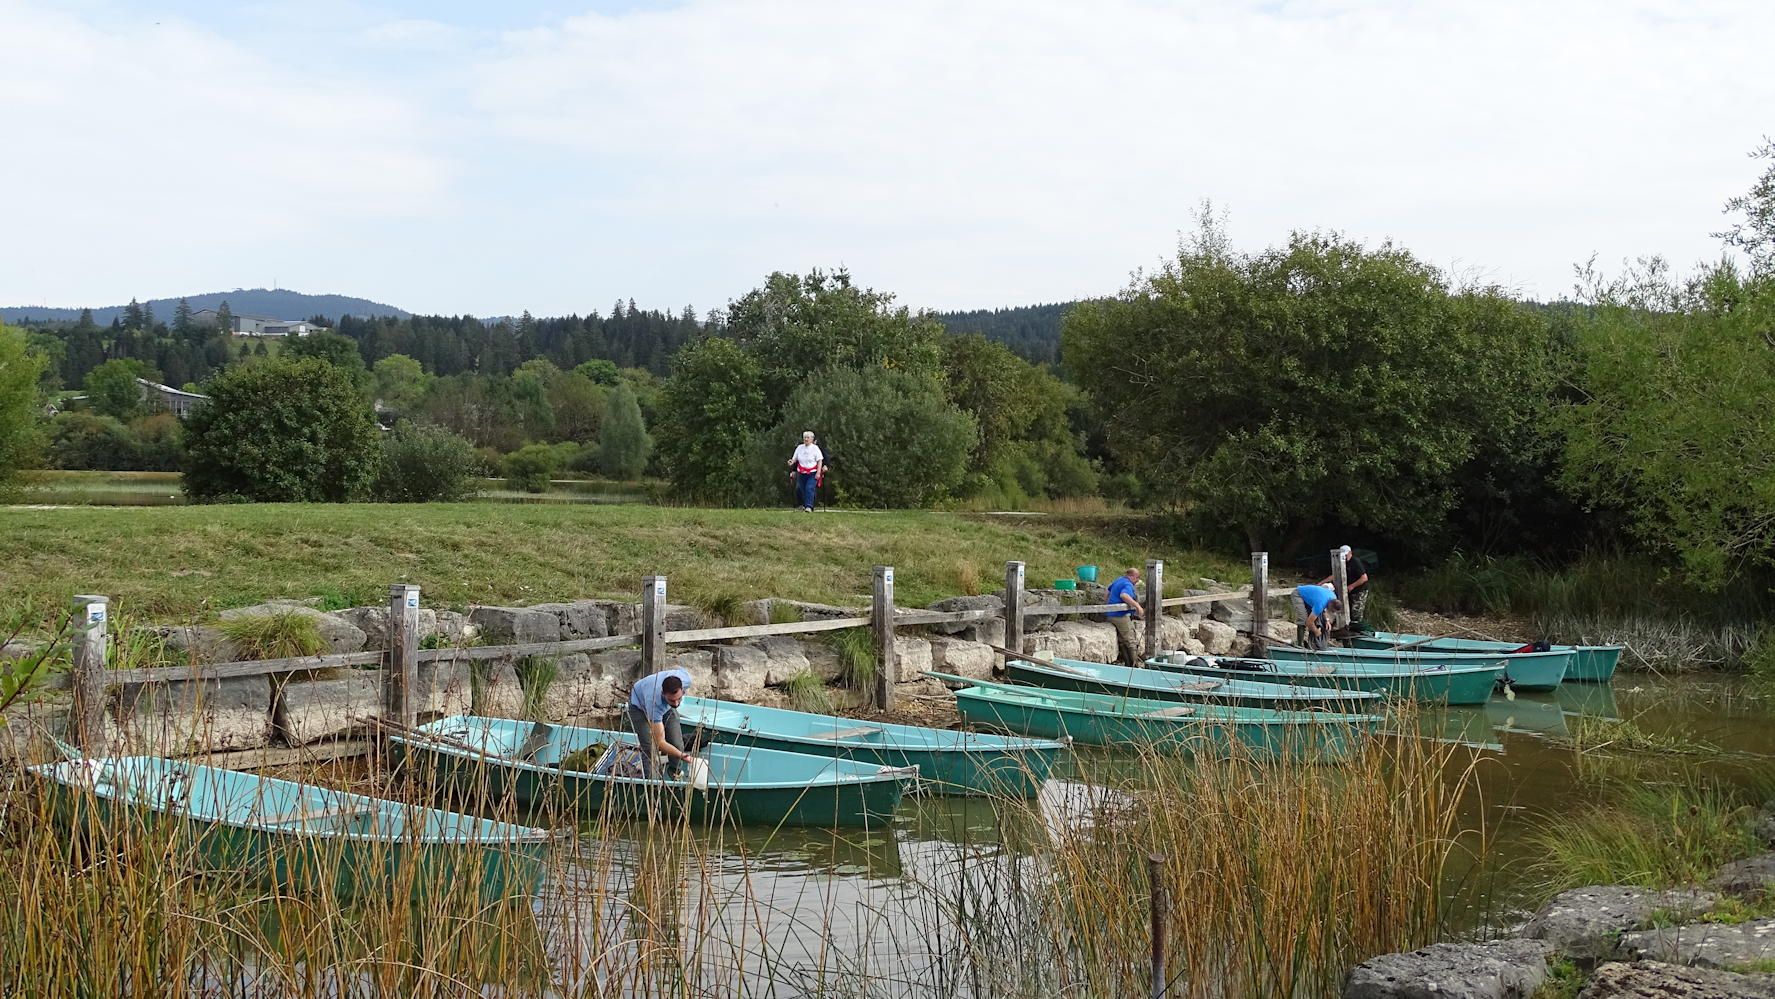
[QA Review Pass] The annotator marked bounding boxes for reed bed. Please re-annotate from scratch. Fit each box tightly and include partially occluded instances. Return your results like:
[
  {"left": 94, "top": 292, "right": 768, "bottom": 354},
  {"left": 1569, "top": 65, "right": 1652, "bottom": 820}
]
[{"left": 0, "top": 710, "right": 1470, "bottom": 999}]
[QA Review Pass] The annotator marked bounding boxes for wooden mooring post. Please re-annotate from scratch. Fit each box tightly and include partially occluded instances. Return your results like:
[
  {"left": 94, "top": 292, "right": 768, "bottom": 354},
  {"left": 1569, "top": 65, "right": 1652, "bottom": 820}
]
[
  {"left": 642, "top": 575, "right": 667, "bottom": 675},
  {"left": 70, "top": 593, "right": 109, "bottom": 751},
  {"left": 384, "top": 583, "right": 420, "bottom": 727},
  {"left": 1144, "top": 559, "right": 1164, "bottom": 656},
  {"left": 1149, "top": 852, "right": 1170, "bottom": 998},
  {"left": 1249, "top": 552, "right": 1269, "bottom": 658},
  {"left": 1329, "top": 547, "right": 1350, "bottom": 635},
  {"left": 872, "top": 566, "right": 897, "bottom": 710},
  {"left": 1003, "top": 561, "right": 1025, "bottom": 663}
]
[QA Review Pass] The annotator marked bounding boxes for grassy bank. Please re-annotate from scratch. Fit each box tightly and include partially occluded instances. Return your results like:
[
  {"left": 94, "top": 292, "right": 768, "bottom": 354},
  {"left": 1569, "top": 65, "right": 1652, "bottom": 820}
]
[{"left": 0, "top": 504, "right": 1244, "bottom": 620}]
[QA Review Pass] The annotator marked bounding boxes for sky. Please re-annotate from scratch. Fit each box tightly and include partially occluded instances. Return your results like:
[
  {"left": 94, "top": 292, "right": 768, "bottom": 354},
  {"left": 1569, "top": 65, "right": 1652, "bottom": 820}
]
[{"left": 1, "top": 0, "right": 1771, "bottom": 318}]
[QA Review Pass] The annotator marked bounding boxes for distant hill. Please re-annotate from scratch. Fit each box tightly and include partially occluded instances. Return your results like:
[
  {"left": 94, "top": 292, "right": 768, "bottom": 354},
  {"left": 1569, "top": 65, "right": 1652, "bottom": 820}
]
[
  {"left": 1, "top": 288, "right": 411, "bottom": 325},
  {"left": 934, "top": 301, "right": 1083, "bottom": 365}
]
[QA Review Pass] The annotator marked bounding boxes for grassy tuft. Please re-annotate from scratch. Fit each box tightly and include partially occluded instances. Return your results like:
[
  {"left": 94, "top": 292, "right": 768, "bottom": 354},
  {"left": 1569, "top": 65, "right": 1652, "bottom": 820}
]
[
  {"left": 953, "top": 560, "right": 981, "bottom": 596},
  {"left": 1531, "top": 959, "right": 1585, "bottom": 999},
  {"left": 783, "top": 668, "right": 832, "bottom": 713},
  {"left": 1556, "top": 716, "right": 1721, "bottom": 757},
  {"left": 1527, "top": 779, "right": 1763, "bottom": 892},
  {"left": 826, "top": 627, "right": 877, "bottom": 690},
  {"left": 218, "top": 611, "right": 325, "bottom": 661},
  {"left": 514, "top": 656, "right": 560, "bottom": 723},
  {"left": 766, "top": 601, "right": 802, "bottom": 625}
]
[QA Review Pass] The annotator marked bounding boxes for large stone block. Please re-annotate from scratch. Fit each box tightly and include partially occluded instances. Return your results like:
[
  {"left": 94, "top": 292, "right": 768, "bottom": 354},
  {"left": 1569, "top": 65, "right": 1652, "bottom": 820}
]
[
  {"left": 276, "top": 675, "right": 381, "bottom": 745},
  {"left": 1618, "top": 918, "right": 1775, "bottom": 970},
  {"left": 1023, "top": 629, "right": 1081, "bottom": 661},
  {"left": 773, "top": 600, "right": 867, "bottom": 622},
  {"left": 1578, "top": 960, "right": 1775, "bottom": 998},
  {"left": 1196, "top": 619, "right": 1237, "bottom": 656},
  {"left": 589, "top": 600, "right": 641, "bottom": 636},
  {"left": 527, "top": 601, "right": 609, "bottom": 639},
  {"left": 930, "top": 638, "right": 995, "bottom": 679},
  {"left": 467, "top": 606, "right": 559, "bottom": 645},
  {"left": 717, "top": 645, "right": 773, "bottom": 699},
  {"left": 472, "top": 662, "right": 526, "bottom": 718},
  {"left": 893, "top": 636, "right": 933, "bottom": 682},
  {"left": 1053, "top": 621, "right": 1116, "bottom": 663},
  {"left": 331, "top": 606, "right": 443, "bottom": 649},
  {"left": 109, "top": 676, "right": 272, "bottom": 754},
  {"left": 417, "top": 661, "right": 472, "bottom": 717},
  {"left": 1718, "top": 853, "right": 1775, "bottom": 898},
  {"left": 957, "top": 616, "right": 1007, "bottom": 648},
  {"left": 1755, "top": 804, "right": 1775, "bottom": 849},
  {"left": 1342, "top": 939, "right": 1552, "bottom": 999},
  {"left": 528, "top": 653, "right": 620, "bottom": 720},
  {"left": 1523, "top": 886, "right": 1720, "bottom": 961},
  {"left": 1022, "top": 593, "right": 1064, "bottom": 632},
  {"left": 923, "top": 595, "right": 1004, "bottom": 635},
  {"left": 1158, "top": 616, "right": 1194, "bottom": 653},
  {"left": 752, "top": 635, "right": 811, "bottom": 687},
  {"left": 589, "top": 649, "right": 644, "bottom": 684},
  {"left": 136, "top": 624, "right": 231, "bottom": 664}
]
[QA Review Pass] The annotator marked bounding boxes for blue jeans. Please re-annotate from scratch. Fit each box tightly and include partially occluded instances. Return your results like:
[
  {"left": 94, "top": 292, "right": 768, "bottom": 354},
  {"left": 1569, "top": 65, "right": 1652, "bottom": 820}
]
[{"left": 796, "top": 470, "right": 818, "bottom": 510}]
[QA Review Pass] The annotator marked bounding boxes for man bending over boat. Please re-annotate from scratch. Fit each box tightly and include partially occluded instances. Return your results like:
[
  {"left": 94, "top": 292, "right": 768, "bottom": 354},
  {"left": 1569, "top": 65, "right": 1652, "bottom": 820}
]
[
  {"left": 1292, "top": 584, "right": 1342, "bottom": 651},
  {"left": 627, "top": 668, "right": 701, "bottom": 779}
]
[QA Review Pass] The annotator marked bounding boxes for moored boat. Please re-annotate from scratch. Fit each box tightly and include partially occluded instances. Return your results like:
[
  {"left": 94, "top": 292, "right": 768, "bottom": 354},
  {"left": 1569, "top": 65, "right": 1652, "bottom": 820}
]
[
  {"left": 926, "top": 671, "right": 1383, "bottom": 761},
  {"left": 1353, "top": 631, "right": 1619, "bottom": 684},
  {"left": 29, "top": 756, "right": 554, "bottom": 903},
  {"left": 1148, "top": 651, "right": 1504, "bottom": 705},
  {"left": 675, "top": 695, "right": 1067, "bottom": 797},
  {"left": 1006, "top": 656, "right": 1382, "bottom": 711},
  {"left": 390, "top": 715, "right": 914, "bottom": 828}
]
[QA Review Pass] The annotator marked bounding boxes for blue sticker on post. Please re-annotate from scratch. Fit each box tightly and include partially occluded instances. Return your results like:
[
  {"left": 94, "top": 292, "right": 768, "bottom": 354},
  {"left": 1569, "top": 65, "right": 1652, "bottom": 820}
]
[
  {"left": 407, "top": 590, "right": 419, "bottom": 609},
  {"left": 654, "top": 580, "right": 666, "bottom": 596},
  {"left": 87, "top": 603, "right": 106, "bottom": 625}
]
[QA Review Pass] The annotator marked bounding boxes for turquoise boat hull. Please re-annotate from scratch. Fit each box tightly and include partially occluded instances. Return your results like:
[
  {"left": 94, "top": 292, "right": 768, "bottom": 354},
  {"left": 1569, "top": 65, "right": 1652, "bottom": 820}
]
[
  {"left": 1006, "top": 656, "right": 1382, "bottom": 711},
  {"left": 1355, "top": 631, "right": 1617, "bottom": 684},
  {"left": 393, "top": 715, "right": 912, "bottom": 829},
  {"left": 940, "top": 678, "right": 1382, "bottom": 762},
  {"left": 675, "top": 695, "right": 1066, "bottom": 797},
  {"left": 29, "top": 757, "right": 553, "bottom": 904},
  {"left": 1150, "top": 652, "right": 1503, "bottom": 705}
]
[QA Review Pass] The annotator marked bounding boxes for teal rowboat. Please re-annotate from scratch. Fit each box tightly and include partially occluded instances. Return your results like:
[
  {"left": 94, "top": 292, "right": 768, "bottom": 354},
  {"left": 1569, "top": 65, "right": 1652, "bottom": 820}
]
[
  {"left": 675, "top": 695, "right": 1067, "bottom": 797},
  {"left": 926, "top": 671, "right": 1383, "bottom": 762},
  {"left": 1148, "top": 652, "right": 1504, "bottom": 705},
  {"left": 1265, "top": 642, "right": 1557, "bottom": 694},
  {"left": 1354, "top": 631, "right": 1620, "bottom": 684},
  {"left": 29, "top": 756, "right": 553, "bottom": 903},
  {"left": 1006, "top": 656, "right": 1382, "bottom": 711},
  {"left": 391, "top": 715, "right": 913, "bottom": 829}
]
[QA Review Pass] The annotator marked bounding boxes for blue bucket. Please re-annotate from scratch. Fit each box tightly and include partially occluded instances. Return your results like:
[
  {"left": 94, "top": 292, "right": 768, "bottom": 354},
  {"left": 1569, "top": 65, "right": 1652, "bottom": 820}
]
[{"left": 1075, "top": 565, "right": 1099, "bottom": 583}]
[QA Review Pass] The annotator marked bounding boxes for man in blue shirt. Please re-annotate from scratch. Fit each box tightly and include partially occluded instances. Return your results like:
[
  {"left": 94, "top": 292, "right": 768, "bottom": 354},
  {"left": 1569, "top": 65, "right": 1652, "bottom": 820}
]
[
  {"left": 1292, "top": 584, "right": 1342, "bottom": 650},
  {"left": 626, "top": 667, "right": 698, "bottom": 779},
  {"left": 1105, "top": 567, "right": 1145, "bottom": 668}
]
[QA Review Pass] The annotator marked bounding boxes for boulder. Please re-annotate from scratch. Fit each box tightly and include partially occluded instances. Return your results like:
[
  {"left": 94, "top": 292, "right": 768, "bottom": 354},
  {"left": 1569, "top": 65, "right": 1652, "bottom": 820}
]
[
  {"left": 752, "top": 636, "right": 812, "bottom": 687},
  {"left": 956, "top": 617, "right": 1007, "bottom": 648},
  {"left": 0, "top": 639, "right": 45, "bottom": 662},
  {"left": 1578, "top": 960, "right": 1775, "bottom": 998},
  {"left": 662, "top": 604, "right": 706, "bottom": 632},
  {"left": 1618, "top": 918, "right": 1775, "bottom": 970},
  {"left": 153, "top": 624, "right": 231, "bottom": 663},
  {"left": 524, "top": 601, "right": 610, "bottom": 640},
  {"left": 330, "top": 606, "right": 445, "bottom": 649},
  {"left": 1053, "top": 621, "right": 1117, "bottom": 663},
  {"left": 1196, "top": 619, "right": 1237, "bottom": 656},
  {"left": 589, "top": 599, "right": 641, "bottom": 636},
  {"left": 432, "top": 610, "right": 477, "bottom": 643},
  {"left": 1718, "top": 854, "right": 1775, "bottom": 898},
  {"left": 1523, "top": 886, "right": 1721, "bottom": 961},
  {"left": 472, "top": 662, "right": 527, "bottom": 718},
  {"left": 275, "top": 675, "right": 381, "bottom": 745},
  {"left": 893, "top": 637, "right": 933, "bottom": 682},
  {"left": 467, "top": 606, "right": 559, "bottom": 645},
  {"left": 923, "top": 595, "right": 1003, "bottom": 635},
  {"left": 669, "top": 649, "right": 714, "bottom": 681},
  {"left": 770, "top": 600, "right": 865, "bottom": 623},
  {"left": 716, "top": 645, "right": 773, "bottom": 701},
  {"left": 108, "top": 676, "right": 272, "bottom": 754},
  {"left": 588, "top": 649, "right": 645, "bottom": 686},
  {"left": 1343, "top": 939, "right": 1552, "bottom": 999},
  {"left": 416, "top": 661, "right": 472, "bottom": 717},
  {"left": 526, "top": 653, "right": 619, "bottom": 720},
  {"left": 1754, "top": 804, "right": 1775, "bottom": 849},
  {"left": 216, "top": 603, "right": 367, "bottom": 654},
  {"left": 930, "top": 638, "right": 995, "bottom": 679},
  {"left": 1022, "top": 593, "right": 1064, "bottom": 632},
  {"left": 1023, "top": 630, "right": 1081, "bottom": 661},
  {"left": 1158, "top": 616, "right": 1194, "bottom": 652}
]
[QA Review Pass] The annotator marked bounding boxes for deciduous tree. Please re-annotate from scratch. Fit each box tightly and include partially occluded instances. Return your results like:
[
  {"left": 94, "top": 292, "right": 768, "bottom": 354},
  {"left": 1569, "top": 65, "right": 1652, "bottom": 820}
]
[{"left": 182, "top": 356, "right": 380, "bottom": 502}]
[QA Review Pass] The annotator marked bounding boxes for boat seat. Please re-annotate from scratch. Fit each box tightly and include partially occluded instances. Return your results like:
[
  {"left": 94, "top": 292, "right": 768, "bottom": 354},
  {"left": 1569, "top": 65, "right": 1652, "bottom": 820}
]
[
  {"left": 807, "top": 725, "right": 883, "bottom": 740},
  {"left": 1139, "top": 706, "right": 1196, "bottom": 718},
  {"left": 1175, "top": 680, "right": 1223, "bottom": 691},
  {"left": 1309, "top": 665, "right": 1338, "bottom": 675},
  {"left": 258, "top": 804, "right": 377, "bottom": 827}
]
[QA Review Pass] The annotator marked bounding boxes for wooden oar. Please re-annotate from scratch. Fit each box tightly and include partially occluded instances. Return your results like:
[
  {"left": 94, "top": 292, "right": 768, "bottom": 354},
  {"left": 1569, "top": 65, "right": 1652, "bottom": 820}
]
[{"left": 360, "top": 716, "right": 485, "bottom": 756}]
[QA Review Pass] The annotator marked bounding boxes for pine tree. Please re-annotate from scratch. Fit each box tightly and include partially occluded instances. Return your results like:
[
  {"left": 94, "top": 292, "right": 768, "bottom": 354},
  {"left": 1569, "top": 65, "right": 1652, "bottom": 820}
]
[
  {"left": 214, "top": 301, "right": 235, "bottom": 335},
  {"left": 173, "top": 298, "right": 195, "bottom": 340},
  {"left": 123, "top": 298, "right": 144, "bottom": 330}
]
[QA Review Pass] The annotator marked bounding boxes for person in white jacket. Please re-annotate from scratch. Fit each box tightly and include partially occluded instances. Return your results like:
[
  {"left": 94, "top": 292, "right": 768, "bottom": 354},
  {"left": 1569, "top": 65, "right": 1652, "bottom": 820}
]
[{"left": 787, "top": 431, "right": 826, "bottom": 512}]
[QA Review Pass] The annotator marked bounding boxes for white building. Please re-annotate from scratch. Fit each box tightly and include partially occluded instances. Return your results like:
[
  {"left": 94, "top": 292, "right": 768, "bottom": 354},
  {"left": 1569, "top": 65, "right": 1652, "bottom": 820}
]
[{"left": 191, "top": 310, "right": 313, "bottom": 337}]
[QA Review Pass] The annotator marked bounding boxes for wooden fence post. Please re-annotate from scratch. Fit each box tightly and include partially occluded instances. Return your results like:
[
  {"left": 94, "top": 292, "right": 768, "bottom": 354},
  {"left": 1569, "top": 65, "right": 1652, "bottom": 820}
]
[
  {"left": 385, "top": 583, "right": 420, "bottom": 727},
  {"left": 872, "top": 566, "right": 897, "bottom": 710},
  {"left": 1144, "top": 559, "right": 1164, "bottom": 657},
  {"left": 642, "top": 575, "right": 667, "bottom": 675},
  {"left": 1003, "top": 561, "right": 1026, "bottom": 661},
  {"left": 1329, "top": 548, "right": 1349, "bottom": 636},
  {"left": 1250, "top": 552, "right": 1269, "bottom": 659},
  {"left": 70, "top": 593, "right": 109, "bottom": 752}
]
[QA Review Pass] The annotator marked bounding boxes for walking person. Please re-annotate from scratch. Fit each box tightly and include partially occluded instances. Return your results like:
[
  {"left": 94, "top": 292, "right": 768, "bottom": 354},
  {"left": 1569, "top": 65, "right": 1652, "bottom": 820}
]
[
  {"left": 1292, "top": 584, "right": 1342, "bottom": 650},
  {"left": 787, "top": 430, "right": 827, "bottom": 513},
  {"left": 1318, "top": 545, "right": 1372, "bottom": 628},
  {"left": 1105, "top": 567, "right": 1146, "bottom": 669},
  {"left": 626, "top": 667, "right": 699, "bottom": 779}
]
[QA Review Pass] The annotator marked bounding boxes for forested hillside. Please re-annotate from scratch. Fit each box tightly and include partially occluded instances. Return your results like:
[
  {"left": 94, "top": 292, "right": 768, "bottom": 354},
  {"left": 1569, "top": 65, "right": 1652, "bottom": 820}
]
[
  {"left": 1, "top": 289, "right": 410, "bottom": 325},
  {"left": 934, "top": 302, "right": 1079, "bottom": 364}
]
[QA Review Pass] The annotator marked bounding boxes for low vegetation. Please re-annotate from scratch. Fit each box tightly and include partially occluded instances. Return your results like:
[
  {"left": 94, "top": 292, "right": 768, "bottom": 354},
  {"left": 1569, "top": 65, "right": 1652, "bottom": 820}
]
[
  {"left": 1526, "top": 778, "right": 1766, "bottom": 892},
  {"left": 217, "top": 611, "right": 326, "bottom": 661}
]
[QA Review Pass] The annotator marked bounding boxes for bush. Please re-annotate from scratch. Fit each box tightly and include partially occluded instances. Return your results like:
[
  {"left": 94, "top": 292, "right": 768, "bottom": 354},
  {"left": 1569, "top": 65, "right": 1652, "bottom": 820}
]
[
  {"left": 45, "top": 412, "right": 184, "bottom": 471},
  {"left": 503, "top": 443, "right": 559, "bottom": 493},
  {"left": 220, "top": 612, "right": 325, "bottom": 660},
  {"left": 182, "top": 356, "right": 380, "bottom": 503},
  {"left": 0, "top": 324, "right": 45, "bottom": 492},
  {"left": 373, "top": 422, "right": 478, "bottom": 502},
  {"left": 599, "top": 383, "right": 652, "bottom": 479}
]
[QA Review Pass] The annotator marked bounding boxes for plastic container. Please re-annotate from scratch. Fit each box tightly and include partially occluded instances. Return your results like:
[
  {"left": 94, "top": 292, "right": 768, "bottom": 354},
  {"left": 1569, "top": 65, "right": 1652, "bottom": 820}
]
[
  {"left": 1053, "top": 579, "right": 1078, "bottom": 591},
  {"left": 1075, "top": 565, "right": 1099, "bottom": 583}
]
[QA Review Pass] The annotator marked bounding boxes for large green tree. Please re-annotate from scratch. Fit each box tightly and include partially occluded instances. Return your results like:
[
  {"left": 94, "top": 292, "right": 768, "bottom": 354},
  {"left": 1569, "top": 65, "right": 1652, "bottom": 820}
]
[
  {"left": 0, "top": 324, "right": 45, "bottom": 492},
  {"left": 657, "top": 337, "right": 767, "bottom": 503},
  {"left": 598, "top": 382, "right": 653, "bottom": 479},
  {"left": 82, "top": 358, "right": 149, "bottom": 421},
  {"left": 182, "top": 356, "right": 381, "bottom": 502},
  {"left": 940, "top": 333, "right": 1097, "bottom": 502},
  {"left": 372, "top": 353, "right": 433, "bottom": 413},
  {"left": 1063, "top": 221, "right": 1549, "bottom": 550}
]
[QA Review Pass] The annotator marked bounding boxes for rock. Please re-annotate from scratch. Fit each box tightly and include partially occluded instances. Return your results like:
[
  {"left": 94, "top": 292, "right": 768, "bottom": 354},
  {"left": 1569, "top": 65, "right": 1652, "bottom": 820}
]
[
  {"left": 526, "top": 601, "right": 609, "bottom": 639},
  {"left": 154, "top": 624, "right": 231, "bottom": 663},
  {"left": 0, "top": 639, "right": 45, "bottom": 662},
  {"left": 524, "top": 653, "right": 619, "bottom": 720},
  {"left": 893, "top": 636, "right": 933, "bottom": 682},
  {"left": 770, "top": 600, "right": 864, "bottom": 623},
  {"left": 588, "top": 650, "right": 644, "bottom": 686},
  {"left": 1523, "top": 886, "right": 1722, "bottom": 961},
  {"left": 275, "top": 675, "right": 381, "bottom": 745},
  {"left": 1754, "top": 805, "right": 1775, "bottom": 849},
  {"left": 755, "top": 635, "right": 812, "bottom": 687},
  {"left": 1268, "top": 619, "right": 1299, "bottom": 643},
  {"left": 1719, "top": 854, "right": 1775, "bottom": 898},
  {"left": 588, "top": 599, "right": 641, "bottom": 636},
  {"left": 472, "top": 662, "right": 526, "bottom": 718},
  {"left": 1578, "top": 960, "right": 1775, "bottom": 998},
  {"left": 108, "top": 676, "right": 272, "bottom": 754},
  {"left": 1343, "top": 939, "right": 1552, "bottom": 999},
  {"left": 716, "top": 645, "right": 773, "bottom": 700},
  {"left": 662, "top": 604, "right": 705, "bottom": 632},
  {"left": 330, "top": 606, "right": 445, "bottom": 649},
  {"left": 1196, "top": 619, "right": 1237, "bottom": 656},
  {"left": 956, "top": 617, "right": 1007, "bottom": 648},
  {"left": 1022, "top": 593, "right": 1063, "bottom": 632},
  {"left": 466, "top": 606, "right": 560, "bottom": 645},
  {"left": 923, "top": 595, "right": 1004, "bottom": 635},
  {"left": 930, "top": 638, "right": 995, "bottom": 679},
  {"left": 1618, "top": 918, "right": 1775, "bottom": 970},
  {"left": 735, "top": 599, "right": 775, "bottom": 626},
  {"left": 417, "top": 661, "right": 472, "bottom": 717},
  {"left": 1158, "top": 616, "right": 1195, "bottom": 653},
  {"left": 1053, "top": 621, "right": 1117, "bottom": 663},
  {"left": 432, "top": 610, "right": 476, "bottom": 643},
  {"left": 1210, "top": 597, "right": 1253, "bottom": 631},
  {"left": 1023, "top": 629, "right": 1080, "bottom": 661}
]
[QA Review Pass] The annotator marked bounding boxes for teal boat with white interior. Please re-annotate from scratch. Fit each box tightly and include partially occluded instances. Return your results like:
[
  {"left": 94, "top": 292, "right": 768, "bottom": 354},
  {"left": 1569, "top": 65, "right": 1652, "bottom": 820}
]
[
  {"left": 926, "top": 671, "right": 1383, "bottom": 762},
  {"left": 675, "top": 695, "right": 1066, "bottom": 797},
  {"left": 30, "top": 756, "right": 554, "bottom": 903},
  {"left": 1353, "top": 630, "right": 1619, "bottom": 684},
  {"left": 1265, "top": 641, "right": 1565, "bottom": 693},
  {"left": 1148, "top": 651, "right": 1504, "bottom": 705},
  {"left": 390, "top": 715, "right": 913, "bottom": 828},
  {"left": 1006, "top": 656, "right": 1382, "bottom": 711}
]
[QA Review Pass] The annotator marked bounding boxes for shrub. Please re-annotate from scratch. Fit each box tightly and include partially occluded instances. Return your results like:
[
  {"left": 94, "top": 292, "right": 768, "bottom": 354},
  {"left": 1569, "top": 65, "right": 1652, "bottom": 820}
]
[
  {"left": 599, "top": 382, "right": 653, "bottom": 479},
  {"left": 182, "top": 356, "right": 380, "bottom": 502},
  {"left": 0, "top": 324, "right": 45, "bottom": 492},
  {"left": 373, "top": 422, "right": 477, "bottom": 502},
  {"left": 220, "top": 612, "right": 325, "bottom": 661},
  {"left": 783, "top": 669, "right": 831, "bottom": 713},
  {"left": 503, "top": 444, "right": 558, "bottom": 493}
]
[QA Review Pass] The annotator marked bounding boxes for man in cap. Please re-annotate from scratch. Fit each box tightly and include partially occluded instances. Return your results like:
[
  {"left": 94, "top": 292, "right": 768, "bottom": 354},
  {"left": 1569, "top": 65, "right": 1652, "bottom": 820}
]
[
  {"left": 787, "top": 430, "right": 827, "bottom": 513},
  {"left": 1318, "top": 545, "right": 1371, "bottom": 628}
]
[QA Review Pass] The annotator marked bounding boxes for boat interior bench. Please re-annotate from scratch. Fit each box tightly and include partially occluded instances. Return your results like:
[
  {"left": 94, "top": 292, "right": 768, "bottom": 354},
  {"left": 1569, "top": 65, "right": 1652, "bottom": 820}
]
[
  {"left": 256, "top": 804, "right": 378, "bottom": 827},
  {"left": 806, "top": 725, "right": 884, "bottom": 740}
]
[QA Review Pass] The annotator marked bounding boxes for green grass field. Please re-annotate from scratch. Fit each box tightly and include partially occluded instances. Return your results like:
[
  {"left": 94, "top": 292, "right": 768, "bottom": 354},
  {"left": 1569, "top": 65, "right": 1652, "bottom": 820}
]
[{"left": 0, "top": 503, "right": 1244, "bottom": 621}]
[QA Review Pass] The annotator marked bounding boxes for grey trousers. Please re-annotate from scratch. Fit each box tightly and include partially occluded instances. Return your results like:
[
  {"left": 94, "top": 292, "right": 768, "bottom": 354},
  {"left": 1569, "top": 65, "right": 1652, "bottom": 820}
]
[
  {"left": 627, "top": 703, "right": 685, "bottom": 779},
  {"left": 1109, "top": 615, "right": 1144, "bottom": 669}
]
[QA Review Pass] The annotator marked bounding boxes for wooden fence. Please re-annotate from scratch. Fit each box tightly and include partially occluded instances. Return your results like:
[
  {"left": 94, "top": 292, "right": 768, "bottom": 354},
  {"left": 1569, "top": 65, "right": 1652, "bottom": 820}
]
[{"left": 48, "top": 550, "right": 1346, "bottom": 753}]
